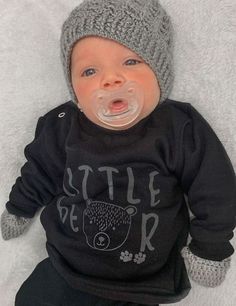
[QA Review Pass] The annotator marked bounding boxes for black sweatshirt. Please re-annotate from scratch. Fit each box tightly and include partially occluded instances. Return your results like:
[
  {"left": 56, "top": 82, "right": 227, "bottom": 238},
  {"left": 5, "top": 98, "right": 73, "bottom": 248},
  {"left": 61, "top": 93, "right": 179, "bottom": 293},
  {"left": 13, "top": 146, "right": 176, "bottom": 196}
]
[{"left": 6, "top": 99, "right": 236, "bottom": 305}]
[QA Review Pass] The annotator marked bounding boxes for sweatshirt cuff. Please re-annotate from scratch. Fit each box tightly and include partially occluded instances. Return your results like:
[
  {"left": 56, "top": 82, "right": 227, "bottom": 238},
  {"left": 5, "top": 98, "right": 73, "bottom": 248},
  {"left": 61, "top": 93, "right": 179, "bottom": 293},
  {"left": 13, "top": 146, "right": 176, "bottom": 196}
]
[
  {"left": 6, "top": 202, "right": 36, "bottom": 218},
  {"left": 188, "top": 239, "right": 234, "bottom": 261}
]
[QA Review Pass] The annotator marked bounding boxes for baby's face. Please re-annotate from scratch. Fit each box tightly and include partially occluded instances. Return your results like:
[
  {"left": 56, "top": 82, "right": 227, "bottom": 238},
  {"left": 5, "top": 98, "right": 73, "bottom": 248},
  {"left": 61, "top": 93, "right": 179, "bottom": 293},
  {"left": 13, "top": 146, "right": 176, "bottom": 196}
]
[{"left": 71, "top": 36, "right": 160, "bottom": 130}]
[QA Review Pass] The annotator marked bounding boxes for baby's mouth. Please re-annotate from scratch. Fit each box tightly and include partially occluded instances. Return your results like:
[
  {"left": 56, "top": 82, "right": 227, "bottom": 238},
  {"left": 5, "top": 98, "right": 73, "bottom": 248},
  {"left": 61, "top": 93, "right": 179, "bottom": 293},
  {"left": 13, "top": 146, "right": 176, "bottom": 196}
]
[{"left": 106, "top": 99, "right": 129, "bottom": 116}]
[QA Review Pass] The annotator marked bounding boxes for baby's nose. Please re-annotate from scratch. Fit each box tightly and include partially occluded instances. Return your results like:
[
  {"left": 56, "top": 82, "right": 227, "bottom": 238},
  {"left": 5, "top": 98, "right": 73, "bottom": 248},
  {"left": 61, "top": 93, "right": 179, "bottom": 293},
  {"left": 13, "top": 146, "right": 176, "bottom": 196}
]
[{"left": 101, "top": 72, "right": 126, "bottom": 89}]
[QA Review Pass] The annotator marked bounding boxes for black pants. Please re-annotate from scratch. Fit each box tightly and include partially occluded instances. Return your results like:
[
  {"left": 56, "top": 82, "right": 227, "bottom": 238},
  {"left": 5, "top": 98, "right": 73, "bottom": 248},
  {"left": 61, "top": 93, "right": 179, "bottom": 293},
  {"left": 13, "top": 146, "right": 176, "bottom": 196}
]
[{"left": 15, "top": 258, "right": 159, "bottom": 306}]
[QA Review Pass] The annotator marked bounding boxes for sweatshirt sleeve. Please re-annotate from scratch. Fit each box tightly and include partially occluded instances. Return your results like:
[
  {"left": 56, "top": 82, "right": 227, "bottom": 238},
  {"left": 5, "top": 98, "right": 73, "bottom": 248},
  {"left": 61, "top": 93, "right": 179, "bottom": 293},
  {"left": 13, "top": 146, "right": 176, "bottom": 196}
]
[
  {"left": 176, "top": 104, "right": 236, "bottom": 261},
  {"left": 6, "top": 115, "right": 65, "bottom": 218}
]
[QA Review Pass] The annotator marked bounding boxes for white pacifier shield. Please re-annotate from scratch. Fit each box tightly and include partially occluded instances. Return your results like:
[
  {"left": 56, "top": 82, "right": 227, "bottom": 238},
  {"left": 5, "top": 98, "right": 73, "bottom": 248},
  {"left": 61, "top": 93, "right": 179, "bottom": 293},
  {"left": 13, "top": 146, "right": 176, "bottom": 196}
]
[{"left": 90, "top": 81, "right": 144, "bottom": 128}]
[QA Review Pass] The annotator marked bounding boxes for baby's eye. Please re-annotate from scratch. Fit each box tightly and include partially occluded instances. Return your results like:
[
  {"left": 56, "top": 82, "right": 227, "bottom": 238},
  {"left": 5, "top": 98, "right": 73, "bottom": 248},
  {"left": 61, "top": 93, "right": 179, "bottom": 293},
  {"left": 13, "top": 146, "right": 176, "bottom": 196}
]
[
  {"left": 81, "top": 68, "right": 96, "bottom": 77},
  {"left": 125, "top": 59, "right": 142, "bottom": 66}
]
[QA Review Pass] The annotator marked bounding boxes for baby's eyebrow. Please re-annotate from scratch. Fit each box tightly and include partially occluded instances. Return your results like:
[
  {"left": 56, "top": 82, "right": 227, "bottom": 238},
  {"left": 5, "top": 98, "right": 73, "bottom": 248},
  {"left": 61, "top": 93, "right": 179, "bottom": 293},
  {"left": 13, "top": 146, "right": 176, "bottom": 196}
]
[
  {"left": 72, "top": 52, "right": 142, "bottom": 66},
  {"left": 125, "top": 53, "right": 143, "bottom": 60}
]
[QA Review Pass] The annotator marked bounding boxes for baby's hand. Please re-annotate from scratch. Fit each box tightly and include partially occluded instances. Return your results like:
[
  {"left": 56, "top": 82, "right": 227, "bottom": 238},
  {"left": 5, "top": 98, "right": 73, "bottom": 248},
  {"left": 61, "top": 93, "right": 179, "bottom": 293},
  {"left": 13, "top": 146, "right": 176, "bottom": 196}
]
[
  {"left": 181, "top": 246, "right": 231, "bottom": 287},
  {"left": 1, "top": 209, "right": 32, "bottom": 240}
]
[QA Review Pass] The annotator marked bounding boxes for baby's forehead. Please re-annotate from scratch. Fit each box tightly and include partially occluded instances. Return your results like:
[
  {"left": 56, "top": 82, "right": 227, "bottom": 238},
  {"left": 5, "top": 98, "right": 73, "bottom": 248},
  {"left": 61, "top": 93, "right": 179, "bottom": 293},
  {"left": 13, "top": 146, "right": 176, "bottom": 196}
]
[{"left": 71, "top": 36, "right": 141, "bottom": 61}]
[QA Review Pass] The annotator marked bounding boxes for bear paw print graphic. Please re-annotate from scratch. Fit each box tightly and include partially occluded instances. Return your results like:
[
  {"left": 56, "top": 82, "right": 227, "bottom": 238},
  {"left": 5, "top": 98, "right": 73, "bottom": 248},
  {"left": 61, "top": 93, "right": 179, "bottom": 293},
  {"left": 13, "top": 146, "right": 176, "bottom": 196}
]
[
  {"left": 134, "top": 252, "right": 146, "bottom": 264},
  {"left": 120, "top": 250, "right": 133, "bottom": 262},
  {"left": 120, "top": 251, "right": 147, "bottom": 264}
]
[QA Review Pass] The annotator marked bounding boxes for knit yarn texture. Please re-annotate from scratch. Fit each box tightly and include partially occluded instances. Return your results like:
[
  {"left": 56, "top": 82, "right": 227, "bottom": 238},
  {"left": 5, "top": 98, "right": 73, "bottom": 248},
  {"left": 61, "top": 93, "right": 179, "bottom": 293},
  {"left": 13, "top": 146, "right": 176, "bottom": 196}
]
[
  {"left": 60, "top": 0, "right": 174, "bottom": 105},
  {"left": 181, "top": 246, "right": 231, "bottom": 287},
  {"left": 1, "top": 209, "right": 31, "bottom": 240}
]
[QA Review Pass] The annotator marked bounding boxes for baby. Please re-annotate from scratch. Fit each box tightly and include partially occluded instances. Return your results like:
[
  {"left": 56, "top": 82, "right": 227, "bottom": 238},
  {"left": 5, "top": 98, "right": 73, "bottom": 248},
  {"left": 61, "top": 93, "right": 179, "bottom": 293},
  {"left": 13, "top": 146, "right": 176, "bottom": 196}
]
[{"left": 1, "top": 0, "right": 236, "bottom": 305}]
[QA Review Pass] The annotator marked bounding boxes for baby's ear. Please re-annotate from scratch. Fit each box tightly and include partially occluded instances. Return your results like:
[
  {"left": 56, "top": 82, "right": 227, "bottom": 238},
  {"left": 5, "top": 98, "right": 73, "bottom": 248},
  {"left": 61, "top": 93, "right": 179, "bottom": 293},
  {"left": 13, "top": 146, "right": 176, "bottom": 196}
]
[
  {"left": 77, "top": 103, "right": 83, "bottom": 112},
  {"left": 125, "top": 206, "right": 137, "bottom": 216}
]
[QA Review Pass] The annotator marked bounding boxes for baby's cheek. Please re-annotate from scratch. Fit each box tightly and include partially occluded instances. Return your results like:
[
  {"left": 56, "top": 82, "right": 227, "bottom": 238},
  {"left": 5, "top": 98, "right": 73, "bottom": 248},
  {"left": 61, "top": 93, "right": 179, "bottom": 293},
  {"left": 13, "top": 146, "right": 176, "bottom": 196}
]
[
  {"left": 145, "top": 87, "right": 160, "bottom": 105},
  {"left": 72, "top": 82, "right": 86, "bottom": 101}
]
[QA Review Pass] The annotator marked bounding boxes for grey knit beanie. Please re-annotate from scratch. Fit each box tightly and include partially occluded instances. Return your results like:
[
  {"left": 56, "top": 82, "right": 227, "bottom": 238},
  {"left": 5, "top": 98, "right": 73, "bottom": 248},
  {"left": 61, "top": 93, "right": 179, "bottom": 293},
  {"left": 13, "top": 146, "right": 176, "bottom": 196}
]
[{"left": 60, "top": 0, "right": 174, "bottom": 104}]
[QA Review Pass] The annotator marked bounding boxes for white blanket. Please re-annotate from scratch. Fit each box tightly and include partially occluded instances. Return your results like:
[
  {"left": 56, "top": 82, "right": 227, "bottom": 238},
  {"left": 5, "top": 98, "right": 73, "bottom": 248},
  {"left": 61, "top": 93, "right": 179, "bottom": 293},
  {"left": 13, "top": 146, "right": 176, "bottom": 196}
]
[{"left": 0, "top": 1, "right": 235, "bottom": 305}]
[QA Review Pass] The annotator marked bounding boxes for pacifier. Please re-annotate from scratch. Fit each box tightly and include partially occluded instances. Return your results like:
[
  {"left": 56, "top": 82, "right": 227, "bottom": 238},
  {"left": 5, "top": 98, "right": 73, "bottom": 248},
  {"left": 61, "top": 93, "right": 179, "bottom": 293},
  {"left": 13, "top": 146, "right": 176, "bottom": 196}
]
[{"left": 90, "top": 80, "right": 144, "bottom": 128}]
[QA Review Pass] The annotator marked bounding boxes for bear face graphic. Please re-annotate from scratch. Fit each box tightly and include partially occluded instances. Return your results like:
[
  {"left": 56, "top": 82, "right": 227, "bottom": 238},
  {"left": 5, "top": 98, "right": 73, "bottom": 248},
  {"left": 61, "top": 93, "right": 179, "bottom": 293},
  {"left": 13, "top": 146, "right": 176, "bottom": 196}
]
[{"left": 83, "top": 199, "right": 137, "bottom": 251}]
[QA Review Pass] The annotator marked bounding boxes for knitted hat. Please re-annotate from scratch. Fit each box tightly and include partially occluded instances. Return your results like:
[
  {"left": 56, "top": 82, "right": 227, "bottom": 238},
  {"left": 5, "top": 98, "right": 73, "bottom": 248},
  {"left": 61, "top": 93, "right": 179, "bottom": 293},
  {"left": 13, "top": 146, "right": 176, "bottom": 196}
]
[{"left": 60, "top": 0, "right": 174, "bottom": 104}]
